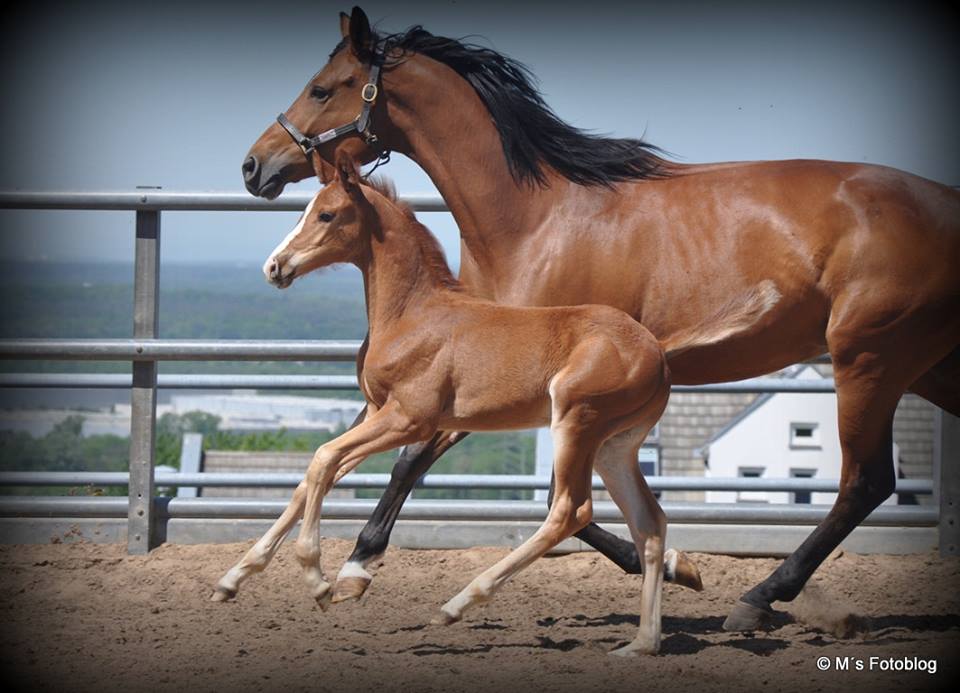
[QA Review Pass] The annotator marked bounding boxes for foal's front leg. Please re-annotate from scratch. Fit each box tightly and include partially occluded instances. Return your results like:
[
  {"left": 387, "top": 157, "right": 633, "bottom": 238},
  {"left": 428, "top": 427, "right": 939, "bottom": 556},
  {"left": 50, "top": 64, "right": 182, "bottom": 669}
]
[
  {"left": 295, "top": 401, "right": 434, "bottom": 606},
  {"left": 210, "top": 407, "right": 369, "bottom": 602}
]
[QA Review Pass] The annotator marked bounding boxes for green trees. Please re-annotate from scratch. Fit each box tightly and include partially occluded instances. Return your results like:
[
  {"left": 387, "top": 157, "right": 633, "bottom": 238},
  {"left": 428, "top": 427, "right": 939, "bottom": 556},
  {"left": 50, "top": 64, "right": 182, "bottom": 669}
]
[{"left": 1, "top": 413, "right": 536, "bottom": 500}]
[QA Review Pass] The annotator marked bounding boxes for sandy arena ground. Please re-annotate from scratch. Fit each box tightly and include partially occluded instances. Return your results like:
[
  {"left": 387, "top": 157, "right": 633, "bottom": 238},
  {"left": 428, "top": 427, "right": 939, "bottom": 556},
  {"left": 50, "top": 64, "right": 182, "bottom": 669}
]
[{"left": 1, "top": 537, "right": 957, "bottom": 693}]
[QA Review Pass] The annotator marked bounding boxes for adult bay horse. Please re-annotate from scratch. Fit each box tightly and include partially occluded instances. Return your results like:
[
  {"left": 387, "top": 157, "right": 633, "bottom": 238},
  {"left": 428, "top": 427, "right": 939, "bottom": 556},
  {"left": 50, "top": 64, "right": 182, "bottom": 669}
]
[
  {"left": 243, "top": 7, "right": 960, "bottom": 630},
  {"left": 217, "top": 151, "right": 719, "bottom": 654}
]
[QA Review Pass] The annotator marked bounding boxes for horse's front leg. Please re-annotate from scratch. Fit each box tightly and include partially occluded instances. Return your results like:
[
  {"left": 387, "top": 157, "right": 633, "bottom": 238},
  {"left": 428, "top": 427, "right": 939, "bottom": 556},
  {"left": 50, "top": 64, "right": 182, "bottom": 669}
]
[
  {"left": 296, "top": 401, "right": 435, "bottom": 607},
  {"left": 331, "top": 430, "right": 468, "bottom": 603}
]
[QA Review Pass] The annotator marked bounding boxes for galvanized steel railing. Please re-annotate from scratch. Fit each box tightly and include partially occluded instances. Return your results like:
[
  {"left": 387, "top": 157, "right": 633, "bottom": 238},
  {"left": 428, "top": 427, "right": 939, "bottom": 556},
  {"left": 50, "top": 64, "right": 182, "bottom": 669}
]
[{"left": 1, "top": 190, "right": 957, "bottom": 556}]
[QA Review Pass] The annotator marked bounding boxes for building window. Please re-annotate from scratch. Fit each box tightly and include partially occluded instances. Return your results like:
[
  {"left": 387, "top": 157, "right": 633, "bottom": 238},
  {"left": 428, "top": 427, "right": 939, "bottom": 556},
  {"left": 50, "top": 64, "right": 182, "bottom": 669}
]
[
  {"left": 790, "top": 422, "right": 821, "bottom": 449},
  {"left": 737, "top": 467, "right": 767, "bottom": 503},
  {"left": 790, "top": 468, "right": 816, "bottom": 504}
]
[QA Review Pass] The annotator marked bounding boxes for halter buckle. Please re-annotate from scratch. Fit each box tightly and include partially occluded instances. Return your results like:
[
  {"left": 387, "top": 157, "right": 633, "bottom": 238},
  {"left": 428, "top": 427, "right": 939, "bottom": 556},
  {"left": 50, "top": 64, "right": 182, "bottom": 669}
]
[{"left": 361, "top": 83, "right": 378, "bottom": 103}]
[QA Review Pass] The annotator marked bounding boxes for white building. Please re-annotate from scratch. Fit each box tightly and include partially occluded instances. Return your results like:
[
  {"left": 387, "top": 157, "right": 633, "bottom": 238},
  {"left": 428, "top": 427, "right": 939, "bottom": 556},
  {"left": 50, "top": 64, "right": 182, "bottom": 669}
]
[
  {"left": 701, "top": 365, "right": 897, "bottom": 505},
  {"left": 166, "top": 393, "right": 364, "bottom": 432}
]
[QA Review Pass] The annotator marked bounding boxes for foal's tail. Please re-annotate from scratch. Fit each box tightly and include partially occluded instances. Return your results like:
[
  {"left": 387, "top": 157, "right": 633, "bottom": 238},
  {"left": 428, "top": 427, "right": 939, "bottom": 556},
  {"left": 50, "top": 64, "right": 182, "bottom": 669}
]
[{"left": 660, "top": 280, "right": 781, "bottom": 359}]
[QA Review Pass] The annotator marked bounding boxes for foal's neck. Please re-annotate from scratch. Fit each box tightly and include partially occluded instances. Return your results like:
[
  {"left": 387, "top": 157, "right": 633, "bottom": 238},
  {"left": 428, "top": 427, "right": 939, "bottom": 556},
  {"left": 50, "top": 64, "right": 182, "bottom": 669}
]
[{"left": 359, "top": 197, "right": 460, "bottom": 333}]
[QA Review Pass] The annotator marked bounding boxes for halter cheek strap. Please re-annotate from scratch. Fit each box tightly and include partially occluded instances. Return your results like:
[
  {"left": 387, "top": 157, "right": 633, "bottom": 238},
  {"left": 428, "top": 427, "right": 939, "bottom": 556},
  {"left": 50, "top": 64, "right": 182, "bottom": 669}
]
[{"left": 277, "top": 48, "right": 386, "bottom": 158}]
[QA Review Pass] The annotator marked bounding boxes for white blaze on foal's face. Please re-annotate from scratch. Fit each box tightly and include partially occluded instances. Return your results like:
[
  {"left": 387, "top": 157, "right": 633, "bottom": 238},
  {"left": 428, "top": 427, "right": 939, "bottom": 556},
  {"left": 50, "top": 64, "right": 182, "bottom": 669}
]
[
  {"left": 263, "top": 195, "right": 318, "bottom": 287},
  {"left": 262, "top": 184, "right": 360, "bottom": 288}
]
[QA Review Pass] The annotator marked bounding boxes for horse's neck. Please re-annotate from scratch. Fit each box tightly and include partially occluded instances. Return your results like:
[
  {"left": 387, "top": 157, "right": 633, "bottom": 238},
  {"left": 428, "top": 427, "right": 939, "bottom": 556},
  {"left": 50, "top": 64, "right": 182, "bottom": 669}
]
[
  {"left": 383, "top": 56, "right": 562, "bottom": 294},
  {"left": 360, "top": 202, "right": 451, "bottom": 333}
]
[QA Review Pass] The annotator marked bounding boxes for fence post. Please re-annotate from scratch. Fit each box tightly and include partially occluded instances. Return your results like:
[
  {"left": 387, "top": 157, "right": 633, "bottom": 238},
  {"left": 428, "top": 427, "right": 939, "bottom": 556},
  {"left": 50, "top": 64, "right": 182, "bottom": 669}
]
[
  {"left": 177, "top": 433, "right": 204, "bottom": 498},
  {"left": 128, "top": 209, "right": 161, "bottom": 554},
  {"left": 935, "top": 409, "right": 960, "bottom": 556}
]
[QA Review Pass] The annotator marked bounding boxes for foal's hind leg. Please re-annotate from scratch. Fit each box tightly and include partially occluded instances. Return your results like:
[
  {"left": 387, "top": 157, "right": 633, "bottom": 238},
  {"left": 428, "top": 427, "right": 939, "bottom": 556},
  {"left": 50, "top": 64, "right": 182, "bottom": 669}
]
[
  {"left": 551, "top": 433, "right": 702, "bottom": 591},
  {"left": 594, "top": 431, "right": 668, "bottom": 656},
  {"left": 433, "top": 424, "right": 595, "bottom": 625}
]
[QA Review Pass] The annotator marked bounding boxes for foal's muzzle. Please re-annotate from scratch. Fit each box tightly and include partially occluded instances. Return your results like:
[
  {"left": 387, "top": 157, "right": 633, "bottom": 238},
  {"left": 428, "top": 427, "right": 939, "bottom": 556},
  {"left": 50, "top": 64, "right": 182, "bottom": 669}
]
[{"left": 264, "top": 258, "right": 294, "bottom": 289}]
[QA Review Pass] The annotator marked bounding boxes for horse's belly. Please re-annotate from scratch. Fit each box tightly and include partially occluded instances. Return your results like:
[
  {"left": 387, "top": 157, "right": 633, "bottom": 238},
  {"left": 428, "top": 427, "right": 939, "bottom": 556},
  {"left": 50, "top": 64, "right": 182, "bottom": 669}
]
[{"left": 440, "top": 397, "right": 551, "bottom": 432}]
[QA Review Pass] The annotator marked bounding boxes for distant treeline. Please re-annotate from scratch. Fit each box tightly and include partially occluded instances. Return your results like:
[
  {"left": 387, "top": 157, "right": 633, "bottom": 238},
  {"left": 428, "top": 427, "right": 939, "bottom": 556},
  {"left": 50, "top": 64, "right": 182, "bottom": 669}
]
[
  {"left": 0, "top": 261, "right": 371, "bottom": 392},
  {"left": 0, "top": 261, "right": 369, "bottom": 340},
  {"left": 0, "top": 411, "right": 536, "bottom": 500}
]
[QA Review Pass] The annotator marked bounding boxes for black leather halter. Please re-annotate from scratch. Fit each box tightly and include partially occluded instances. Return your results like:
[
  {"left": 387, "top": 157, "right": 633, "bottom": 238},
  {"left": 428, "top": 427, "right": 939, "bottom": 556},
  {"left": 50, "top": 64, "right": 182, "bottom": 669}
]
[{"left": 276, "top": 46, "right": 386, "bottom": 159}]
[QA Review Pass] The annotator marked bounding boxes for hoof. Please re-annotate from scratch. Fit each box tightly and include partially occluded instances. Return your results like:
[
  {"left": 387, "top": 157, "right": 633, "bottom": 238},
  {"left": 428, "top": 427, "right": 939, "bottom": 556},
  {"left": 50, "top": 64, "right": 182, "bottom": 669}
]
[
  {"left": 610, "top": 640, "right": 659, "bottom": 657},
  {"left": 722, "top": 599, "right": 772, "bottom": 632},
  {"left": 331, "top": 576, "right": 371, "bottom": 604},
  {"left": 430, "top": 609, "right": 460, "bottom": 626},
  {"left": 667, "top": 549, "right": 703, "bottom": 592},
  {"left": 314, "top": 588, "right": 333, "bottom": 612},
  {"left": 210, "top": 586, "right": 236, "bottom": 602}
]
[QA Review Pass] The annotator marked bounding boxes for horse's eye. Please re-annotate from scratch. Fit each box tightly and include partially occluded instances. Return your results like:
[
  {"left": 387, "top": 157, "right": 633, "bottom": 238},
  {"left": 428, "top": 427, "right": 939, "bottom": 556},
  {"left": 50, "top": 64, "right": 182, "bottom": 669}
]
[
  {"left": 318, "top": 211, "right": 335, "bottom": 222},
  {"left": 310, "top": 86, "right": 331, "bottom": 101}
]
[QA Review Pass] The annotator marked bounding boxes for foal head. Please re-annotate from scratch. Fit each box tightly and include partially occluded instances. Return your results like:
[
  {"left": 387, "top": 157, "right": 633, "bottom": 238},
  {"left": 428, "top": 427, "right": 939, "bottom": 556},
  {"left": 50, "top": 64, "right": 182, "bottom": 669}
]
[{"left": 263, "top": 151, "right": 377, "bottom": 289}]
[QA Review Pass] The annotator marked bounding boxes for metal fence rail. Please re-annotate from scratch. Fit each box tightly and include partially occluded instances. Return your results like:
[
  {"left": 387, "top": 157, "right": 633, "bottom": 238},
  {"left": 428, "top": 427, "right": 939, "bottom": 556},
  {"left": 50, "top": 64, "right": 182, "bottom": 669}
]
[
  {"left": 0, "top": 370, "right": 839, "bottom": 393},
  {"left": 0, "top": 471, "right": 934, "bottom": 494},
  {"left": 0, "top": 190, "right": 449, "bottom": 212},
  {"left": 1, "top": 189, "right": 957, "bottom": 556},
  {"left": 0, "top": 496, "right": 937, "bottom": 526}
]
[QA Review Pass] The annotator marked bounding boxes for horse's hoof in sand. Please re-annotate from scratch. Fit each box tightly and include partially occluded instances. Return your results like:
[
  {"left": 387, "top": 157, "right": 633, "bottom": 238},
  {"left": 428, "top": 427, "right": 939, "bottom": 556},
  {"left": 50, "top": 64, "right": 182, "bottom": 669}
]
[
  {"left": 210, "top": 586, "right": 236, "bottom": 603},
  {"left": 314, "top": 589, "right": 333, "bottom": 611},
  {"left": 430, "top": 609, "right": 460, "bottom": 626},
  {"left": 331, "top": 576, "right": 371, "bottom": 604},
  {"left": 666, "top": 548, "right": 703, "bottom": 592},
  {"left": 722, "top": 599, "right": 772, "bottom": 631},
  {"left": 609, "top": 640, "right": 659, "bottom": 657}
]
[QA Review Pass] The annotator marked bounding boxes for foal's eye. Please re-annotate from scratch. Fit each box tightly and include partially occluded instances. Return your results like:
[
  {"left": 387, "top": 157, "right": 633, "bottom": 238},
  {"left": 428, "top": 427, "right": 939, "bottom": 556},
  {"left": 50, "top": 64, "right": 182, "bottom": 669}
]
[
  {"left": 318, "top": 211, "right": 335, "bottom": 222},
  {"left": 310, "top": 86, "right": 331, "bottom": 101}
]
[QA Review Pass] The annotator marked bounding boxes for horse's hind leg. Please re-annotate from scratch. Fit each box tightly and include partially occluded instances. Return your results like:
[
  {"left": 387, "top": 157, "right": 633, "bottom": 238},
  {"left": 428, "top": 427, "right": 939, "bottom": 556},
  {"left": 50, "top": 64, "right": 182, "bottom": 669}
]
[
  {"left": 909, "top": 345, "right": 960, "bottom": 415},
  {"left": 332, "top": 431, "right": 467, "bottom": 603},
  {"left": 433, "top": 421, "right": 596, "bottom": 625},
  {"left": 724, "top": 298, "right": 959, "bottom": 631}
]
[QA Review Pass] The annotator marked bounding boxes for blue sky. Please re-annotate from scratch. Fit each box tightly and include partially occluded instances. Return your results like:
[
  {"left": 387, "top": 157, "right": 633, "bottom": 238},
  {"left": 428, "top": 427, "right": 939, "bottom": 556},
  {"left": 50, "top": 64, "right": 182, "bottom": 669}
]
[{"left": 0, "top": 0, "right": 957, "bottom": 268}]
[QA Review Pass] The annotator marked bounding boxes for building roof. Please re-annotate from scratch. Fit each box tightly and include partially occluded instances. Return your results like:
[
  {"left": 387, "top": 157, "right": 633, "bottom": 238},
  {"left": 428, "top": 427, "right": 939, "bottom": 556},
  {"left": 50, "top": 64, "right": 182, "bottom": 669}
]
[{"left": 696, "top": 365, "right": 822, "bottom": 460}]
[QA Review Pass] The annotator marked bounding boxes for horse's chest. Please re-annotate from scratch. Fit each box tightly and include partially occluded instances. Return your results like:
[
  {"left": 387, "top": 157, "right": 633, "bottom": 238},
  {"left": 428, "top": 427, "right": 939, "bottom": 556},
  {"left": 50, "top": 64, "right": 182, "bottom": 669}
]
[{"left": 360, "top": 341, "right": 447, "bottom": 408}]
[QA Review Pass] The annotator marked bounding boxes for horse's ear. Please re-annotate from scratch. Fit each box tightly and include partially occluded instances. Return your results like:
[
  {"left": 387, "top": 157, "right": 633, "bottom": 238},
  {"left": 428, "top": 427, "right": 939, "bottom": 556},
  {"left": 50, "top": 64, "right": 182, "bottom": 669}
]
[
  {"left": 348, "top": 6, "right": 373, "bottom": 56},
  {"left": 339, "top": 12, "right": 350, "bottom": 39},
  {"left": 335, "top": 148, "right": 362, "bottom": 197}
]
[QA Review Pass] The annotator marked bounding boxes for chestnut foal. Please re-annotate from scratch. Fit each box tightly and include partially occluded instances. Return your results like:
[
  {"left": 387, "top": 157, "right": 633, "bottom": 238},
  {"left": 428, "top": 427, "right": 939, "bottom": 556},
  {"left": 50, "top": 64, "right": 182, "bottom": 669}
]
[{"left": 211, "top": 152, "right": 758, "bottom": 654}]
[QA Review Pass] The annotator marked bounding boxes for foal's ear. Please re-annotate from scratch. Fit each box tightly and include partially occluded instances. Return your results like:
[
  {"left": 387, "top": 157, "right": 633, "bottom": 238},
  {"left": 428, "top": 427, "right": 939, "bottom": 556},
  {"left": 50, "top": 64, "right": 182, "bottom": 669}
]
[
  {"left": 314, "top": 156, "right": 337, "bottom": 185},
  {"left": 339, "top": 12, "right": 350, "bottom": 39},
  {"left": 335, "top": 149, "right": 363, "bottom": 198},
  {"left": 348, "top": 6, "right": 373, "bottom": 56}
]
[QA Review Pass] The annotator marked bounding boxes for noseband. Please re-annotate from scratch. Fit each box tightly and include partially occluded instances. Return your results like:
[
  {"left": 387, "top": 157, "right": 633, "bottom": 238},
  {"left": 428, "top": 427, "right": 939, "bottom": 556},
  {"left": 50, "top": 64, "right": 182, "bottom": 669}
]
[{"left": 276, "top": 45, "right": 390, "bottom": 171}]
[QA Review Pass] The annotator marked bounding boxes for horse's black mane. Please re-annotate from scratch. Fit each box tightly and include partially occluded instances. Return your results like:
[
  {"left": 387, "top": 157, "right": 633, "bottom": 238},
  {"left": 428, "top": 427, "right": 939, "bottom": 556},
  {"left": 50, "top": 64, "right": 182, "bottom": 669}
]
[{"left": 333, "top": 27, "right": 670, "bottom": 188}]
